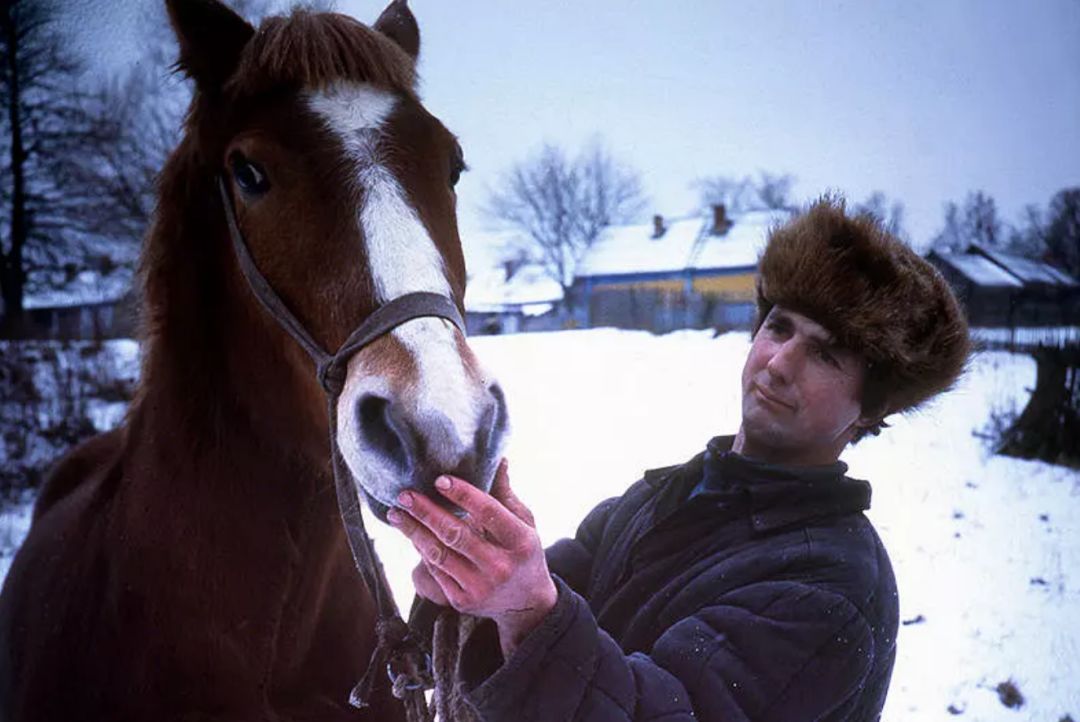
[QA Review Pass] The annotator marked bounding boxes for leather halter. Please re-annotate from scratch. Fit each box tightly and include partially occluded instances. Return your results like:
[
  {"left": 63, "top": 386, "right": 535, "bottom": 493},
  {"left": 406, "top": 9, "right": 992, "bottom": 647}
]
[{"left": 218, "top": 177, "right": 460, "bottom": 711}]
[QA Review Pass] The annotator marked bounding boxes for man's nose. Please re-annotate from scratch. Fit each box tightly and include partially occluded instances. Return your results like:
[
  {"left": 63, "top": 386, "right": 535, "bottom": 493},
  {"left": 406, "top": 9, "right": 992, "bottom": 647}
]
[{"left": 765, "top": 341, "right": 799, "bottom": 383}]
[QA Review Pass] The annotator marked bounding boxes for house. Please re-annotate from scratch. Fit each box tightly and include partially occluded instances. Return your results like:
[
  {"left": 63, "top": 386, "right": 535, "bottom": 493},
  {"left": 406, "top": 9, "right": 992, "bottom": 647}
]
[
  {"left": 571, "top": 205, "right": 788, "bottom": 333},
  {"left": 928, "top": 244, "right": 1080, "bottom": 328},
  {"left": 3, "top": 270, "right": 136, "bottom": 341},
  {"left": 460, "top": 229, "right": 565, "bottom": 335},
  {"left": 464, "top": 261, "right": 564, "bottom": 335}
]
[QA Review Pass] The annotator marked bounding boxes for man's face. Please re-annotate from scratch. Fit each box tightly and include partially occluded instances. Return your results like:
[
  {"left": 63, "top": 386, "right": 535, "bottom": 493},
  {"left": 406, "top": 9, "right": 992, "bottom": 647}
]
[{"left": 737, "top": 306, "right": 870, "bottom": 465}]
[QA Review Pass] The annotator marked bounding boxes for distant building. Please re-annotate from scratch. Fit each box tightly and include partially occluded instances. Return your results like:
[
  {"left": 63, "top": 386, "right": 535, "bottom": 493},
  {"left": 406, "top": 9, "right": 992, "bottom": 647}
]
[
  {"left": 3, "top": 271, "right": 136, "bottom": 341},
  {"left": 928, "top": 244, "right": 1080, "bottom": 328},
  {"left": 464, "top": 260, "right": 564, "bottom": 335},
  {"left": 571, "top": 205, "right": 787, "bottom": 333}
]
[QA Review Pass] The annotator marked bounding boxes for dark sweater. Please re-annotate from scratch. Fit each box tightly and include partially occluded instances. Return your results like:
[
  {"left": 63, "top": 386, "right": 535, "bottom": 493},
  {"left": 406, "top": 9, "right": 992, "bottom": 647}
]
[{"left": 453, "top": 436, "right": 899, "bottom": 721}]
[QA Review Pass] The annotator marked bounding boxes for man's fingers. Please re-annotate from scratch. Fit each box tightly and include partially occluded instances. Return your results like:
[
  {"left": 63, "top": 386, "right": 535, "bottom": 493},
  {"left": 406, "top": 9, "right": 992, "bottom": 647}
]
[
  {"left": 394, "top": 507, "right": 489, "bottom": 587},
  {"left": 425, "top": 562, "right": 463, "bottom": 601},
  {"left": 431, "top": 475, "right": 528, "bottom": 548},
  {"left": 412, "top": 563, "right": 449, "bottom": 605},
  {"left": 397, "top": 490, "right": 500, "bottom": 567}
]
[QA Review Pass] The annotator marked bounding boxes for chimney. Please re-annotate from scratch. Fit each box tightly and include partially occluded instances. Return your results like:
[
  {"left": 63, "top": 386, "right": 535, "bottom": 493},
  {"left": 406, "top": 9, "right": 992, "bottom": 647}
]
[
  {"left": 711, "top": 204, "right": 731, "bottom": 235},
  {"left": 652, "top": 214, "right": 666, "bottom": 239}
]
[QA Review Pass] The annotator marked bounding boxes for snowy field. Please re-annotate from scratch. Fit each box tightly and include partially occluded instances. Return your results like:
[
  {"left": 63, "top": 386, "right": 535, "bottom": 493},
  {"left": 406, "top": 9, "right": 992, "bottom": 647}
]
[{"left": 2, "top": 329, "right": 1077, "bottom": 720}]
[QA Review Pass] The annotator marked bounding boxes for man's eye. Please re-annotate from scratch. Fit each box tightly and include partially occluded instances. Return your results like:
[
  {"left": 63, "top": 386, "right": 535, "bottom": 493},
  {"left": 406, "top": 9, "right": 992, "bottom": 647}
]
[
  {"left": 765, "top": 320, "right": 788, "bottom": 336},
  {"left": 816, "top": 346, "right": 838, "bottom": 367}
]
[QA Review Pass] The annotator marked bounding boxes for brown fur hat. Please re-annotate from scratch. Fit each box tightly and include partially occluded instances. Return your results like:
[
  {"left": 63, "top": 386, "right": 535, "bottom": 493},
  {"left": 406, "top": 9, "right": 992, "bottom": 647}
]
[{"left": 754, "top": 196, "right": 971, "bottom": 419}]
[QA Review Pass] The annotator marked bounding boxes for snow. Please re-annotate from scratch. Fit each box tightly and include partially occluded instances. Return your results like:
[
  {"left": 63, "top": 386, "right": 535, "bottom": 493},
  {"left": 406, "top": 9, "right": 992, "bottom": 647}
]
[
  {"left": 689, "top": 209, "right": 785, "bottom": 270},
  {"left": 23, "top": 276, "right": 131, "bottom": 309},
  {"left": 576, "top": 210, "right": 784, "bottom": 280},
  {"left": 465, "top": 263, "right": 563, "bottom": 312},
  {"left": 577, "top": 216, "right": 705, "bottom": 277},
  {"left": 23, "top": 231, "right": 137, "bottom": 309},
  {"left": 972, "top": 325, "right": 1080, "bottom": 348},
  {"left": 976, "top": 246, "right": 1079, "bottom": 287},
  {"left": 1, "top": 330, "right": 1077, "bottom": 721},
  {"left": 935, "top": 253, "right": 1024, "bottom": 288},
  {"left": 0, "top": 497, "right": 34, "bottom": 585},
  {"left": 460, "top": 228, "right": 565, "bottom": 312}
]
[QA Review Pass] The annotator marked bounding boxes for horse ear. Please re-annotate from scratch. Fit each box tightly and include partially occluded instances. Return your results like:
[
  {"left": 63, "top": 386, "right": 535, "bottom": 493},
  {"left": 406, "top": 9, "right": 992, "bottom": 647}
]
[
  {"left": 166, "top": 0, "right": 256, "bottom": 90},
  {"left": 373, "top": 0, "right": 420, "bottom": 60}
]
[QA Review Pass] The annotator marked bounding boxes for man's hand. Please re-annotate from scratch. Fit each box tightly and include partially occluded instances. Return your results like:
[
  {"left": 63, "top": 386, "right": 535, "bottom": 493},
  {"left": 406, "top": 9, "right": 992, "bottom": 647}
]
[{"left": 387, "top": 461, "right": 558, "bottom": 657}]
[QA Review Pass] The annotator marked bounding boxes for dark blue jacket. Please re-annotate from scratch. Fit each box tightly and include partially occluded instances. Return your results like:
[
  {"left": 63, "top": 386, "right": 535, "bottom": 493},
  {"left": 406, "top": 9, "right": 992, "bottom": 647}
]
[{"left": 455, "top": 437, "right": 898, "bottom": 721}]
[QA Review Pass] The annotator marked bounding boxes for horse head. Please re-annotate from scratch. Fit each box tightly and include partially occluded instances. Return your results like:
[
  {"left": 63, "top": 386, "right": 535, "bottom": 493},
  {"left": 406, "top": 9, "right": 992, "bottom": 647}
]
[{"left": 164, "top": 0, "right": 508, "bottom": 518}]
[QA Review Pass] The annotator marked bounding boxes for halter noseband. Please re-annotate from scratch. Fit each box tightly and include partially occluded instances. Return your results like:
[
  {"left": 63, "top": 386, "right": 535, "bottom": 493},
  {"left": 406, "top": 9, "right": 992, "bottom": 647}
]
[{"left": 218, "top": 177, "right": 457, "bottom": 713}]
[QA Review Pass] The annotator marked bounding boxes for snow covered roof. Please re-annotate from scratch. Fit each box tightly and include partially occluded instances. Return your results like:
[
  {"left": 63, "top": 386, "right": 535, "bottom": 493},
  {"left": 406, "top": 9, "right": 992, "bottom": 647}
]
[
  {"left": 465, "top": 262, "right": 563, "bottom": 312},
  {"left": 577, "top": 210, "right": 783, "bottom": 279},
  {"left": 974, "top": 246, "right": 1078, "bottom": 287},
  {"left": 23, "top": 270, "right": 134, "bottom": 310},
  {"left": 459, "top": 210, "right": 786, "bottom": 311},
  {"left": 689, "top": 210, "right": 786, "bottom": 271},
  {"left": 577, "top": 216, "right": 704, "bottom": 278},
  {"left": 460, "top": 227, "right": 564, "bottom": 313},
  {"left": 933, "top": 253, "right": 1023, "bottom": 288},
  {"left": 970, "top": 325, "right": 1080, "bottom": 347}
]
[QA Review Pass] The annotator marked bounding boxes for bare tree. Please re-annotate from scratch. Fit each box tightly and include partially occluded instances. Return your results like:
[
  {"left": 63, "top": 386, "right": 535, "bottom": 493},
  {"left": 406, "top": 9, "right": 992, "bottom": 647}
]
[
  {"left": 696, "top": 170, "right": 796, "bottom": 214},
  {"left": 1043, "top": 188, "right": 1080, "bottom": 278},
  {"left": 931, "top": 190, "right": 1006, "bottom": 254},
  {"left": 0, "top": 0, "right": 125, "bottom": 332},
  {"left": 754, "top": 171, "right": 796, "bottom": 211},
  {"left": 853, "top": 191, "right": 907, "bottom": 241},
  {"left": 931, "top": 202, "right": 964, "bottom": 253},
  {"left": 695, "top": 175, "right": 755, "bottom": 215},
  {"left": 1011, "top": 188, "right": 1080, "bottom": 278},
  {"left": 486, "top": 141, "right": 646, "bottom": 306},
  {"left": 84, "top": 0, "right": 278, "bottom": 249},
  {"left": 0, "top": 0, "right": 284, "bottom": 334}
]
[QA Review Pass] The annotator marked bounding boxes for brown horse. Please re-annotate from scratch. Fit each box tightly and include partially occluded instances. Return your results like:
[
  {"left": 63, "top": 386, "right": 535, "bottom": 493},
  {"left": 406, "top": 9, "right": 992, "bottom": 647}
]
[{"left": 0, "top": 1, "right": 507, "bottom": 719}]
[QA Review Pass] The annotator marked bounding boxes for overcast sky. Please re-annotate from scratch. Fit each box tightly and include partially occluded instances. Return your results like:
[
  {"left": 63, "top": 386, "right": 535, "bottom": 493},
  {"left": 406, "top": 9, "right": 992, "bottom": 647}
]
[{"left": 70, "top": 0, "right": 1080, "bottom": 250}]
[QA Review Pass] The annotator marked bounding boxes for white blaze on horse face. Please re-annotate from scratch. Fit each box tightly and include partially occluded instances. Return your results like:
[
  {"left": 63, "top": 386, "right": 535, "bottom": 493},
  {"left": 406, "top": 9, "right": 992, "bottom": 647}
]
[{"left": 307, "top": 81, "right": 500, "bottom": 507}]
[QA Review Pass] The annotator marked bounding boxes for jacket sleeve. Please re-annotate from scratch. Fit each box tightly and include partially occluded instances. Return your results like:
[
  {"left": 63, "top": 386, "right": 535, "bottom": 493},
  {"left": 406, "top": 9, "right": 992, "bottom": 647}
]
[
  {"left": 543, "top": 495, "right": 620, "bottom": 597},
  {"left": 458, "top": 578, "right": 875, "bottom": 722}
]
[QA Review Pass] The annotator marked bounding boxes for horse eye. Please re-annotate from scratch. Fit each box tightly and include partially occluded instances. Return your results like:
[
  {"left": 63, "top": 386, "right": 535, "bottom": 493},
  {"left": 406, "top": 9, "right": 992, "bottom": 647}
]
[{"left": 230, "top": 153, "right": 271, "bottom": 196}]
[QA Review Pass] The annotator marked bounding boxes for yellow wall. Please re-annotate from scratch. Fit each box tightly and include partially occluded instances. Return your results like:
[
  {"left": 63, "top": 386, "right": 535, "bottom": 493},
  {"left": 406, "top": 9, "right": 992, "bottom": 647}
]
[
  {"left": 692, "top": 273, "right": 756, "bottom": 300},
  {"left": 589, "top": 272, "right": 756, "bottom": 300},
  {"left": 592, "top": 279, "right": 685, "bottom": 293}
]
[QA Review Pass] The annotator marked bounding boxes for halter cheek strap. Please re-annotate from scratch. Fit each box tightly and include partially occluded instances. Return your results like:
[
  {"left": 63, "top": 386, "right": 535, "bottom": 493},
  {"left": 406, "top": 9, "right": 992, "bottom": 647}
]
[{"left": 218, "top": 177, "right": 457, "bottom": 716}]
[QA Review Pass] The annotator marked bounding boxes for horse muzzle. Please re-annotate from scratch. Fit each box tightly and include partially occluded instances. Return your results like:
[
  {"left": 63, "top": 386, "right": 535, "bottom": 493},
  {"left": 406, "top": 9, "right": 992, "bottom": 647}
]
[{"left": 334, "top": 324, "right": 509, "bottom": 522}]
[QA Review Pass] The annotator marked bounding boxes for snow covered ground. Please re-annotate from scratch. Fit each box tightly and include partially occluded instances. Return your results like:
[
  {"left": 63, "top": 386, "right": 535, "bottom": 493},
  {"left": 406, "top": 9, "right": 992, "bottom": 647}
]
[{"left": 1, "top": 329, "right": 1077, "bottom": 720}]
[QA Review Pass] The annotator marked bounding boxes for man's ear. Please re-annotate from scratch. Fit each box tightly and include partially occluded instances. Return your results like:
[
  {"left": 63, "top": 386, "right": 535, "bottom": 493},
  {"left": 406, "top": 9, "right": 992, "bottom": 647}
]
[
  {"left": 166, "top": 0, "right": 256, "bottom": 91},
  {"left": 851, "top": 412, "right": 886, "bottom": 441},
  {"left": 373, "top": 0, "right": 420, "bottom": 60}
]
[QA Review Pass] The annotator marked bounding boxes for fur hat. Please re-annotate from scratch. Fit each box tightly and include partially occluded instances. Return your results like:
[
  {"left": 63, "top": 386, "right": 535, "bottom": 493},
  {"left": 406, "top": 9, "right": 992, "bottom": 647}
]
[{"left": 754, "top": 196, "right": 971, "bottom": 419}]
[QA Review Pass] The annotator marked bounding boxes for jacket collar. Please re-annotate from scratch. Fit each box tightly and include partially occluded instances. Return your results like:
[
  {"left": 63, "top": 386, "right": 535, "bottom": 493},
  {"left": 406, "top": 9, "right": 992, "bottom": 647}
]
[{"left": 646, "top": 436, "right": 872, "bottom": 534}]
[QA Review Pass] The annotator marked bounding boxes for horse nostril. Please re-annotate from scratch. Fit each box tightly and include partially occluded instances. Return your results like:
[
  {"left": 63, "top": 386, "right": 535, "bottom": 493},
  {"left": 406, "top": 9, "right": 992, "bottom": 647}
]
[
  {"left": 475, "top": 382, "right": 509, "bottom": 468},
  {"left": 356, "top": 394, "right": 410, "bottom": 472}
]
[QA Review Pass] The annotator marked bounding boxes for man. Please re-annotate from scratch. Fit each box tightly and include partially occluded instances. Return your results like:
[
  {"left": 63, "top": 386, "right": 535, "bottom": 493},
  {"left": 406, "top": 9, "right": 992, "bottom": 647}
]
[{"left": 389, "top": 197, "right": 970, "bottom": 721}]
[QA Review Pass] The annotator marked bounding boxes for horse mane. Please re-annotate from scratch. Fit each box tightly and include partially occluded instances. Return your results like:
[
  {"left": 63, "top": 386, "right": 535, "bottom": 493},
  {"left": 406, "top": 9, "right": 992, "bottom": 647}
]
[{"left": 229, "top": 9, "right": 418, "bottom": 98}]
